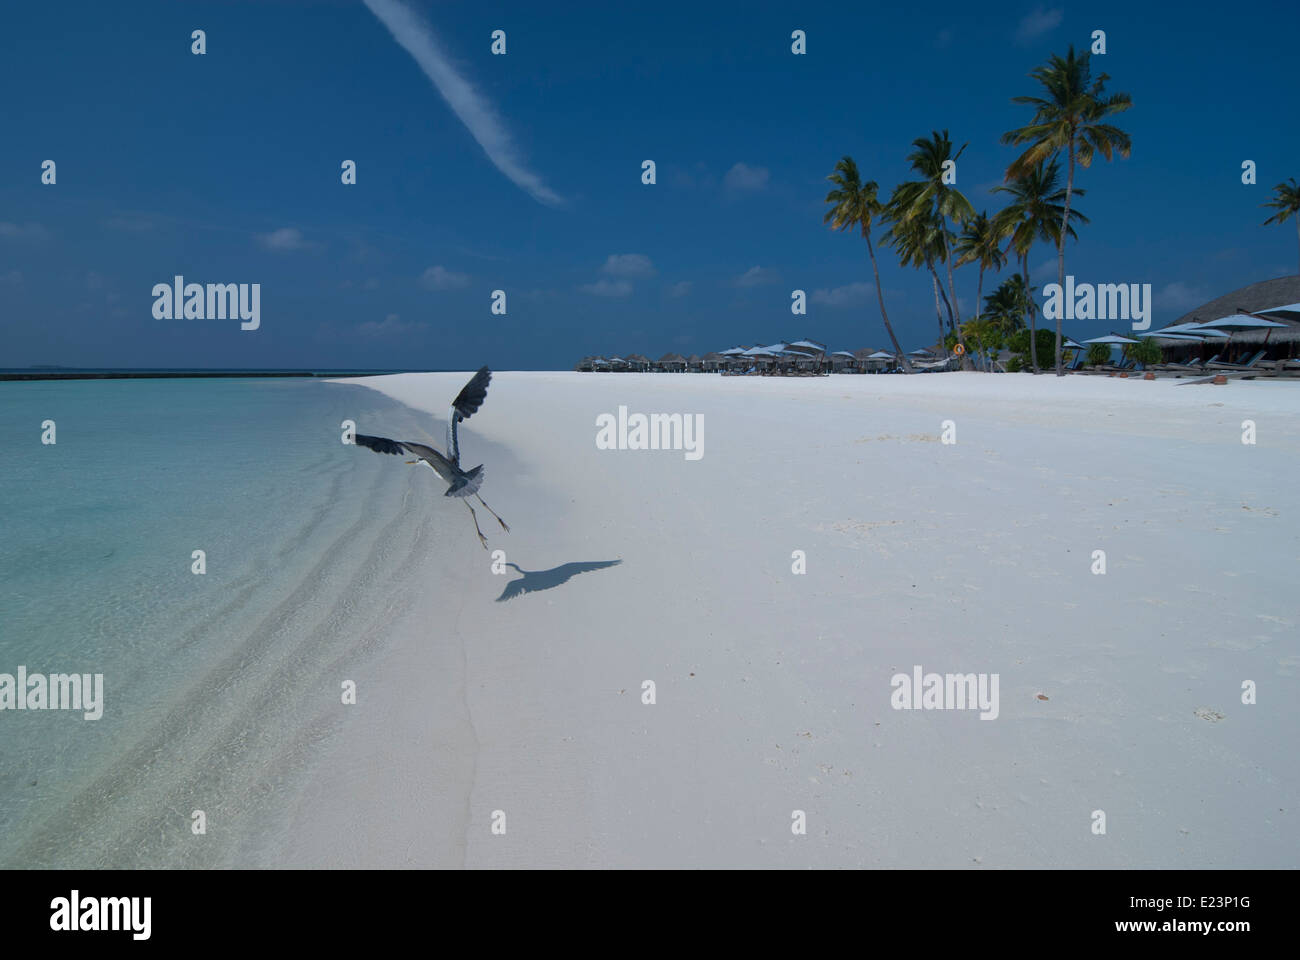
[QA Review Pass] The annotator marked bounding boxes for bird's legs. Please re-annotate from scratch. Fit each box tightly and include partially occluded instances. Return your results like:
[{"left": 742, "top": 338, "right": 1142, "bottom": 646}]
[
  {"left": 475, "top": 494, "right": 510, "bottom": 532},
  {"left": 463, "top": 500, "right": 489, "bottom": 550}
]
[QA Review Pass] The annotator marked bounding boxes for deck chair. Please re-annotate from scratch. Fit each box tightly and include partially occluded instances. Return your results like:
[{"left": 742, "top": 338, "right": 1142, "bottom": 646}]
[
  {"left": 1207, "top": 350, "right": 1266, "bottom": 371},
  {"left": 1164, "top": 354, "right": 1216, "bottom": 373}
]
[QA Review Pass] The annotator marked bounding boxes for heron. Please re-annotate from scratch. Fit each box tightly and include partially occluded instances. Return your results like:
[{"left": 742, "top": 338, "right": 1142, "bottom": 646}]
[{"left": 352, "top": 366, "right": 509, "bottom": 549}]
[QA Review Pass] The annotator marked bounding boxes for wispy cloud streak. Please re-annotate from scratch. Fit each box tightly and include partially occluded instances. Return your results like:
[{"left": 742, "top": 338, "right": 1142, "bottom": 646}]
[{"left": 362, "top": 0, "right": 562, "bottom": 206}]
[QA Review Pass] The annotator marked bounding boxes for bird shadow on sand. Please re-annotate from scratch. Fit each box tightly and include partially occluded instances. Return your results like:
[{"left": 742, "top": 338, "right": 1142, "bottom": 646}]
[{"left": 494, "top": 559, "right": 623, "bottom": 602}]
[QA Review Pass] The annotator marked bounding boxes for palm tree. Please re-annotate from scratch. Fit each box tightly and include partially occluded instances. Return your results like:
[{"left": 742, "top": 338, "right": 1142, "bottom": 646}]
[
  {"left": 984, "top": 273, "right": 1032, "bottom": 336},
  {"left": 1261, "top": 177, "right": 1300, "bottom": 275},
  {"left": 955, "top": 211, "right": 1008, "bottom": 329},
  {"left": 986, "top": 274, "right": 1039, "bottom": 371},
  {"left": 893, "top": 131, "right": 975, "bottom": 363},
  {"left": 992, "top": 158, "right": 1087, "bottom": 373},
  {"left": 824, "top": 156, "right": 914, "bottom": 373},
  {"left": 975, "top": 274, "right": 1032, "bottom": 372},
  {"left": 1085, "top": 342, "right": 1111, "bottom": 367},
  {"left": 882, "top": 197, "right": 952, "bottom": 355},
  {"left": 1002, "top": 46, "right": 1132, "bottom": 375}
]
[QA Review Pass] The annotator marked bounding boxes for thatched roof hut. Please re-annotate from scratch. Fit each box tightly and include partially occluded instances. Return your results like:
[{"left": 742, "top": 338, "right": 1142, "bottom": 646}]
[
  {"left": 657, "top": 352, "right": 687, "bottom": 372},
  {"left": 1173, "top": 276, "right": 1300, "bottom": 350},
  {"left": 700, "top": 351, "right": 726, "bottom": 371}
]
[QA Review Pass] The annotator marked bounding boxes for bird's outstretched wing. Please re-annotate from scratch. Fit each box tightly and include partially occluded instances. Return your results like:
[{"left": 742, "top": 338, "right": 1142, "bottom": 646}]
[
  {"left": 354, "top": 434, "right": 458, "bottom": 486},
  {"left": 447, "top": 366, "right": 491, "bottom": 464},
  {"left": 354, "top": 434, "right": 407, "bottom": 456}
]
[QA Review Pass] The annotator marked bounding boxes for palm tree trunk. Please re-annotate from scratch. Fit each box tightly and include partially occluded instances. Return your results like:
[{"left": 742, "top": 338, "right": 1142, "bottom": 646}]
[
  {"left": 866, "top": 227, "right": 913, "bottom": 373},
  {"left": 1024, "top": 254, "right": 1039, "bottom": 373},
  {"left": 932, "top": 273, "right": 945, "bottom": 348},
  {"left": 941, "top": 220, "right": 960, "bottom": 325},
  {"left": 1056, "top": 145, "right": 1075, "bottom": 376},
  {"left": 939, "top": 215, "right": 972, "bottom": 369},
  {"left": 932, "top": 264, "right": 955, "bottom": 329},
  {"left": 1295, "top": 216, "right": 1299, "bottom": 276},
  {"left": 976, "top": 266, "right": 987, "bottom": 371}
]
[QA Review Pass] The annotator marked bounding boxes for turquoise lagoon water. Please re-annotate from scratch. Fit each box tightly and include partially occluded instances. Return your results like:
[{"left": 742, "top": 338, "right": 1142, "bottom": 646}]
[{"left": 0, "top": 378, "right": 442, "bottom": 867}]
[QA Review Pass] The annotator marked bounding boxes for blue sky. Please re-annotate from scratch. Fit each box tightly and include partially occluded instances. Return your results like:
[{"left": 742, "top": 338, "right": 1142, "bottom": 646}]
[{"left": 2, "top": 0, "right": 1297, "bottom": 369}]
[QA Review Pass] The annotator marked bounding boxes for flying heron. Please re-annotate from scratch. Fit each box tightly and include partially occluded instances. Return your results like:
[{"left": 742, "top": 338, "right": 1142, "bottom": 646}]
[{"left": 352, "top": 366, "right": 509, "bottom": 549}]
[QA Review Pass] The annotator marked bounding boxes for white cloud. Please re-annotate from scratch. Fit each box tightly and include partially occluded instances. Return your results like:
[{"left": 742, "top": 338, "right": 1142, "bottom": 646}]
[
  {"left": 723, "top": 162, "right": 770, "bottom": 191},
  {"left": 421, "top": 265, "right": 470, "bottom": 290},
  {"left": 0, "top": 222, "right": 50, "bottom": 241},
  {"left": 1158, "top": 281, "right": 1207, "bottom": 311},
  {"left": 362, "top": 0, "right": 562, "bottom": 207},
  {"left": 1030, "top": 258, "right": 1058, "bottom": 283},
  {"left": 358, "top": 313, "right": 427, "bottom": 337},
  {"left": 1015, "top": 6, "right": 1063, "bottom": 44},
  {"left": 578, "top": 278, "right": 633, "bottom": 297},
  {"left": 602, "top": 253, "right": 655, "bottom": 277},
  {"left": 735, "top": 265, "right": 777, "bottom": 288},
  {"left": 667, "top": 280, "right": 693, "bottom": 298},
  {"left": 811, "top": 282, "right": 873, "bottom": 307},
  {"left": 103, "top": 213, "right": 156, "bottom": 233},
  {"left": 257, "top": 227, "right": 307, "bottom": 251}
]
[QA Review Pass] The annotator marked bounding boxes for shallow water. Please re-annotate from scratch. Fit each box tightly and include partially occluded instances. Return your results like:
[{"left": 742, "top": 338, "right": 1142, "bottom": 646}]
[{"left": 0, "top": 378, "right": 444, "bottom": 867}]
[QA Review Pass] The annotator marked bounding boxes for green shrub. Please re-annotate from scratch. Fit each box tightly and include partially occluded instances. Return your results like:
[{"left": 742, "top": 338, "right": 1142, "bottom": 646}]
[
  {"left": 1007, "top": 328, "right": 1057, "bottom": 370},
  {"left": 1086, "top": 342, "right": 1112, "bottom": 366},
  {"left": 1125, "top": 338, "right": 1162, "bottom": 367}
]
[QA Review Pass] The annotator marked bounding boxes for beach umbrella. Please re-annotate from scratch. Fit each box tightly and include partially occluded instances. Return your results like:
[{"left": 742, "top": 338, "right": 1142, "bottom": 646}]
[
  {"left": 1187, "top": 314, "right": 1288, "bottom": 332},
  {"left": 1064, "top": 338, "right": 1084, "bottom": 349},
  {"left": 787, "top": 339, "right": 826, "bottom": 352},
  {"left": 1152, "top": 322, "right": 1211, "bottom": 334},
  {"left": 1187, "top": 314, "right": 1289, "bottom": 349},
  {"left": 1145, "top": 323, "right": 1229, "bottom": 339},
  {"left": 867, "top": 351, "right": 896, "bottom": 359},
  {"left": 1243, "top": 302, "right": 1300, "bottom": 323},
  {"left": 1138, "top": 331, "right": 1205, "bottom": 341},
  {"left": 1083, "top": 334, "right": 1139, "bottom": 344}
]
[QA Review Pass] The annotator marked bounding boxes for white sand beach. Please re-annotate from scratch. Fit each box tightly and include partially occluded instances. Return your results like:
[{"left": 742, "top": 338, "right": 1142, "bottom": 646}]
[{"left": 282, "top": 371, "right": 1299, "bottom": 868}]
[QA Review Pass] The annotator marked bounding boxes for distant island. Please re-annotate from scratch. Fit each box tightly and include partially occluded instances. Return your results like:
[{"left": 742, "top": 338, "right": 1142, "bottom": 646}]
[{"left": 0, "top": 369, "right": 435, "bottom": 382}]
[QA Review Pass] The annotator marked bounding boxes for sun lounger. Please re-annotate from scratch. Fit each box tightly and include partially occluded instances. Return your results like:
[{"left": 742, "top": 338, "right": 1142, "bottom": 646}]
[
  {"left": 1163, "top": 354, "right": 1217, "bottom": 373},
  {"left": 1257, "top": 358, "right": 1300, "bottom": 373},
  {"left": 1207, "top": 350, "right": 1266, "bottom": 371},
  {"left": 1094, "top": 357, "right": 1135, "bottom": 373}
]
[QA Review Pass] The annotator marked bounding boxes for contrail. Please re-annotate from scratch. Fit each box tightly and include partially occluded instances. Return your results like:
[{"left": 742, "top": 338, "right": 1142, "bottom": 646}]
[{"left": 362, "top": 0, "right": 562, "bottom": 207}]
